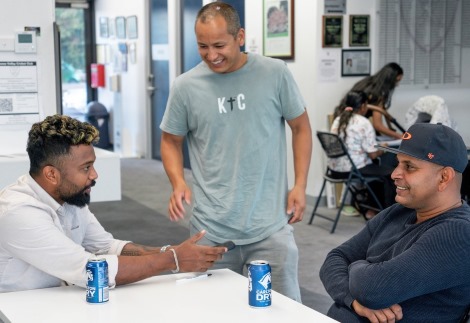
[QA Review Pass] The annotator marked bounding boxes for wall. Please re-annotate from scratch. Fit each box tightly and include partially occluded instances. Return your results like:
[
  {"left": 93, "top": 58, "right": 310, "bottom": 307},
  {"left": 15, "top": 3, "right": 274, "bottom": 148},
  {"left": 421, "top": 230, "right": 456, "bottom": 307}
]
[
  {"left": 94, "top": 0, "right": 150, "bottom": 158},
  {"left": 0, "top": 0, "right": 57, "bottom": 155},
  {"left": 246, "top": 0, "right": 470, "bottom": 197},
  {"left": 92, "top": 0, "right": 470, "bottom": 198}
]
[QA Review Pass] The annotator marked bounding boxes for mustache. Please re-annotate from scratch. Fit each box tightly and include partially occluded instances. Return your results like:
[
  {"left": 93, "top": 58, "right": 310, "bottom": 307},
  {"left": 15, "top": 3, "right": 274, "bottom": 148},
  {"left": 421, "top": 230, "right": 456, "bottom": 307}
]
[{"left": 83, "top": 180, "right": 96, "bottom": 192}]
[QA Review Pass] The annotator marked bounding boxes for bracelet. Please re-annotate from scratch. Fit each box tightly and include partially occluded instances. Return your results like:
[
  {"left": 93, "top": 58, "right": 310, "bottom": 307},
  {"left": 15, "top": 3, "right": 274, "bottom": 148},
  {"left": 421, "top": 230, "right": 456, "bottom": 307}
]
[
  {"left": 169, "top": 248, "right": 179, "bottom": 273},
  {"left": 160, "top": 245, "right": 171, "bottom": 253}
]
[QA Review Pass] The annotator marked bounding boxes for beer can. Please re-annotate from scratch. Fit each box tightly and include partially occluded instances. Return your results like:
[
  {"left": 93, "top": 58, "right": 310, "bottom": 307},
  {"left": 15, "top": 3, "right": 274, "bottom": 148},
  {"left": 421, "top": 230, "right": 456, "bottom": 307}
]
[
  {"left": 248, "top": 260, "right": 272, "bottom": 308},
  {"left": 86, "top": 258, "right": 109, "bottom": 303}
]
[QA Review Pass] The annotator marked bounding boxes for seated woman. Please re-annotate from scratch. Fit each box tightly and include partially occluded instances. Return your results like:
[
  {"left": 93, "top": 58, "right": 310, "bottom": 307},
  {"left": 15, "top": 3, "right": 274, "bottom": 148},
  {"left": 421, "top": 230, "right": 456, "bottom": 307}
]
[{"left": 329, "top": 91, "right": 396, "bottom": 218}]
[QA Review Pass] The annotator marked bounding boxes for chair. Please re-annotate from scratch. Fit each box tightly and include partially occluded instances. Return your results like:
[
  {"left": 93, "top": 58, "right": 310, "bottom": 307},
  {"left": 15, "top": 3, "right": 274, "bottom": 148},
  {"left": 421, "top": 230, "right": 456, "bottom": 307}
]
[
  {"left": 308, "top": 131, "right": 384, "bottom": 233},
  {"left": 405, "top": 95, "right": 457, "bottom": 130}
]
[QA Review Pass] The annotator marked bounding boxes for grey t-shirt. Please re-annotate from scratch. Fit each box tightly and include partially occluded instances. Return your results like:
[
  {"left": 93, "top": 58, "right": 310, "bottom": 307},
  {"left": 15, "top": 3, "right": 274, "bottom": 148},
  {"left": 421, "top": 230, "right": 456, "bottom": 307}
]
[{"left": 160, "top": 53, "right": 305, "bottom": 244}]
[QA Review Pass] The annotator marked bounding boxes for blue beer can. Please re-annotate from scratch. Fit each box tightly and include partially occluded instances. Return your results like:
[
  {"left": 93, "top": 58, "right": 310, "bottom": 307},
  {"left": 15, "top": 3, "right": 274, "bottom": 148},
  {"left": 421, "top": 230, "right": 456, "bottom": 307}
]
[
  {"left": 86, "top": 258, "right": 109, "bottom": 303},
  {"left": 248, "top": 260, "right": 272, "bottom": 307}
]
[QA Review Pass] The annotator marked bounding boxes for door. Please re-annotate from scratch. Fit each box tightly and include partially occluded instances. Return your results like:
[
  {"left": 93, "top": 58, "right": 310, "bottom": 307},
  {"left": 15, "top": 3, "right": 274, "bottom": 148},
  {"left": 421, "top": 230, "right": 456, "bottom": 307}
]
[
  {"left": 149, "top": 0, "right": 196, "bottom": 168},
  {"left": 149, "top": 0, "right": 244, "bottom": 166},
  {"left": 149, "top": 0, "right": 170, "bottom": 161},
  {"left": 55, "top": 3, "right": 96, "bottom": 122}
]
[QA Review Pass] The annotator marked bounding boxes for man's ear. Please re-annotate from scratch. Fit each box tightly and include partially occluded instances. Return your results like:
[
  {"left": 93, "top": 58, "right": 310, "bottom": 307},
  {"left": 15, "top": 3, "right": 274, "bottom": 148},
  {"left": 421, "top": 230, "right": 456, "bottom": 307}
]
[
  {"left": 237, "top": 28, "right": 245, "bottom": 46},
  {"left": 438, "top": 166, "right": 455, "bottom": 191},
  {"left": 42, "top": 165, "right": 60, "bottom": 185}
]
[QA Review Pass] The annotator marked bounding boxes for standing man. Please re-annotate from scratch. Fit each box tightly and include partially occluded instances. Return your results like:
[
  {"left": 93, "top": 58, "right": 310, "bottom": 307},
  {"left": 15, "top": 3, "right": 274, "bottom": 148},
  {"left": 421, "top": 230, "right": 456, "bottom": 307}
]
[
  {"left": 160, "top": 2, "right": 312, "bottom": 301},
  {"left": 320, "top": 123, "right": 470, "bottom": 322},
  {"left": 0, "top": 115, "right": 226, "bottom": 292}
]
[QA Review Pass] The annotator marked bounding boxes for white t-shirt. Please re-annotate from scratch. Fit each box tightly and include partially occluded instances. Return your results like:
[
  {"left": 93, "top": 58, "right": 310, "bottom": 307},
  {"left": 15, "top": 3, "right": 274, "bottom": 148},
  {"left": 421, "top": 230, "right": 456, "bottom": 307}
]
[{"left": 328, "top": 114, "right": 378, "bottom": 171}]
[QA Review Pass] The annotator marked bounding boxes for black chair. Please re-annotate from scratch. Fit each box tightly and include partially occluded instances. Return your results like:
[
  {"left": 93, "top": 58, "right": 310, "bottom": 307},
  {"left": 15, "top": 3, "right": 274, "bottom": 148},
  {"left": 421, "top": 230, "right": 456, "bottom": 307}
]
[{"left": 308, "top": 131, "right": 384, "bottom": 233}]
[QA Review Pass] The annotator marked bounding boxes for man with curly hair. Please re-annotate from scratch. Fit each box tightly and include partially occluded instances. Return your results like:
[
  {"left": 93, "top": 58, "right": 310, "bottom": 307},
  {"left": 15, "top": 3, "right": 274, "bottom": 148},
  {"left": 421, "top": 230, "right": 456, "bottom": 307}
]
[{"left": 0, "top": 115, "right": 226, "bottom": 292}]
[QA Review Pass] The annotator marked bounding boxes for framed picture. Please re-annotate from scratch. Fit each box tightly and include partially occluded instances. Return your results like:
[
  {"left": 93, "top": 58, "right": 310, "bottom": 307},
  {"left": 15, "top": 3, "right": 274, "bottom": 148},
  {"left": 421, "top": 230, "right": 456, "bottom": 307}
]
[
  {"left": 322, "top": 16, "right": 343, "bottom": 48},
  {"left": 99, "top": 17, "right": 109, "bottom": 38},
  {"left": 263, "top": 0, "right": 295, "bottom": 59},
  {"left": 349, "top": 15, "right": 369, "bottom": 47},
  {"left": 115, "top": 16, "right": 126, "bottom": 39},
  {"left": 341, "top": 49, "right": 371, "bottom": 77},
  {"left": 127, "top": 16, "right": 138, "bottom": 39},
  {"left": 108, "top": 18, "right": 115, "bottom": 38}
]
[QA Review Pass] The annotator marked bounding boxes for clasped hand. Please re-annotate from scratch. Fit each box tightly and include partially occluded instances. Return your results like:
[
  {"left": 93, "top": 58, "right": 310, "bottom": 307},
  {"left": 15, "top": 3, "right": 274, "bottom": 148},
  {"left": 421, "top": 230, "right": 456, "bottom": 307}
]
[{"left": 352, "top": 299, "right": 403, "bottom": 323}]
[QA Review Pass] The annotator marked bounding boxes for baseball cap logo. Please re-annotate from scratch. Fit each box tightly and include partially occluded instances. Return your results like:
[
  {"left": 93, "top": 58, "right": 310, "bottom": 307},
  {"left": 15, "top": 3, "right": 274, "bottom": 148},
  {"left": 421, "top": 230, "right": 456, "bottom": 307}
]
[
  {"left": 402, "top": 132, "right": 412, "bottom": 140},
  {"left": 428, "top": 153, "right": 434, "bottom": 160}
]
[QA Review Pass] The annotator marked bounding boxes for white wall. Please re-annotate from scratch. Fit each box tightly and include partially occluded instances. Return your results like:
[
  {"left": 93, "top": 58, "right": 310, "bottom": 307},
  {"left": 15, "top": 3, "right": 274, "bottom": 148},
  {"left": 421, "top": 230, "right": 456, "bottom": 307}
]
[
  {"left": 0, "top": 0, "right": 57, "bottom": 154},
  {"left": 246, "top": 0, "right": 470, "bottom": 197},
  {"left": 94, "top": 0, "right": 150, "bottom": 158},
  {"left": 92, "top": 0, "right": 470, "bottom": 198},
  {"left": 245, "top": 0, "right": 371, "bottom": 197}
]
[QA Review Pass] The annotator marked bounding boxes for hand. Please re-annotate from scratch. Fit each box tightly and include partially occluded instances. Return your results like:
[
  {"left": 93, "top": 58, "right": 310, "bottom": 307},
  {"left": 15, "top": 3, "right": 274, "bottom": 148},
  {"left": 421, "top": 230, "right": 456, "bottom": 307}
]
[
  {"left": 286, "top": 185, "right": 307, "bottom": 224},
  {"left": 352, "top": 300, "right": 403, "bottom": 323},
  {"left": 173, "top": 230, "right": 227, "bottom": 272},
  {"left": 168, "top": 184, "right": 192, "bottom": 221}
]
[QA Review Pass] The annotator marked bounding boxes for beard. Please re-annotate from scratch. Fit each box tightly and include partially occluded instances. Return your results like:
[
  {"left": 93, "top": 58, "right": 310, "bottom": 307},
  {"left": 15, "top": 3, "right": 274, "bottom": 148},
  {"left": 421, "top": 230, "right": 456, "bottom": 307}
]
[{"left": 61, "top": 180, "right": 96, "bottom": 208}]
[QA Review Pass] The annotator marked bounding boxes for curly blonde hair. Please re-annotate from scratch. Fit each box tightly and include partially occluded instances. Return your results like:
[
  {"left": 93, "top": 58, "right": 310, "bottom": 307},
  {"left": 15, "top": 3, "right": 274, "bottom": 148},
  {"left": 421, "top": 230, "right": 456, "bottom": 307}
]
[{"left": 27, "top": 114, "right": 99, "bottom": 175}]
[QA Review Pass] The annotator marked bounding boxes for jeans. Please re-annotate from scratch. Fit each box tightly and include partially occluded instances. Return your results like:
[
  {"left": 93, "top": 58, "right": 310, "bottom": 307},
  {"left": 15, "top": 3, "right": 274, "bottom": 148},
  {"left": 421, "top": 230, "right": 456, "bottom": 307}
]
[{"left": 190, "top": 222, "right": 302, "bottom": 302}]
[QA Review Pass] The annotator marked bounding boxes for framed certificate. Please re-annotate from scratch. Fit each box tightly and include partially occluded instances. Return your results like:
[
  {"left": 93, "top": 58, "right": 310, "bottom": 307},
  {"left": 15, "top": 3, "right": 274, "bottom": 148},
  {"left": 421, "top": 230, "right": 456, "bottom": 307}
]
[
  {"left": 322, "top": 16, "right": 343, "bottom": 48},
  {"left": 349, "top": 15, "right": 369, "bottom": 47},
  {"left": 342, "top": 49, "right": 371, "bottom": 77}
]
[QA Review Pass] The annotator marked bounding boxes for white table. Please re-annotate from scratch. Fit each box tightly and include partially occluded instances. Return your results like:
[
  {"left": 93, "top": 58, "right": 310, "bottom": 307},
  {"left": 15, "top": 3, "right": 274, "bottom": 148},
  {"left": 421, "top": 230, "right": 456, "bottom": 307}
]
[
  {"left": 0, "top": 269, "right": 337, "bottom": 323},
  {"left": 0, "top": 147, "right": 121, "bottom": 202}
]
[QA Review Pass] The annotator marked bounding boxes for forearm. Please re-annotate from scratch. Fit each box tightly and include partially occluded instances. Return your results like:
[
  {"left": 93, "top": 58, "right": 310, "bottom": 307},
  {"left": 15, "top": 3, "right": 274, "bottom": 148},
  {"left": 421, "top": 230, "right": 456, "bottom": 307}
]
[
  {"left": 320, "top": 224, "right": 373, "bottom": 307},
  {"left": 119, "top": 242, "right": 162, "bottom": 256},
  {"left": 115, "top": 243, "right": 174, "bottom": 285},
  {"left": 290, "top": 112, "right": 312, "bottom": 189},
  {"left": 376, "top": 124, "right": 402, "bottom": 139},
  {"left": 370, "top": 109, "right": 402, "bottom": 139},
  {"left": 320, "top": 249, "right": 355, "bottom": 308},
  {"left": 115, "top": 251, "right": 176, "bottom": 285},
  {"left": 161, "top": 132, "right": 186, "bottom": 188}
]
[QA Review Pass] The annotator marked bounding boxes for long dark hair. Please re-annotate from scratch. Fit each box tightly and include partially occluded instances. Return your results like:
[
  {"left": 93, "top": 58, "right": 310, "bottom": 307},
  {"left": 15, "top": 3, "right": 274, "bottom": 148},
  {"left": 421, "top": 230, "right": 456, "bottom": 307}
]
[
  {"left": 334, "top": 62, "right": 403, "bottom": 119},
  {"left": 337, "top": 91, "right": 368, "bottom": 141},
  {"left": 351, "top": 62, "right": 403, "bottom": 108}
]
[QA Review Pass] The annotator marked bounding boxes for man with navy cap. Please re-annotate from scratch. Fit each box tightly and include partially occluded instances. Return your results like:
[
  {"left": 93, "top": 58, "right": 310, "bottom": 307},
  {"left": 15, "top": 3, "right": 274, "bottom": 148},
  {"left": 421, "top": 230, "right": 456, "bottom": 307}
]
[{"left": 320, "top": 123, "right": 470, "bottom": 322}]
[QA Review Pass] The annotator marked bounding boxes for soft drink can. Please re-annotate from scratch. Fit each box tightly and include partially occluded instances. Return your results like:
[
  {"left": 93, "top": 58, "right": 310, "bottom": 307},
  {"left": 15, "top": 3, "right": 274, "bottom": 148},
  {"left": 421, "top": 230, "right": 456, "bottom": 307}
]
[
  {"left": 248, "top": 260, "right": 272, "bottom": 307},
  {"left": 86, "top": 258, "right": 109, "bottom": 303}
]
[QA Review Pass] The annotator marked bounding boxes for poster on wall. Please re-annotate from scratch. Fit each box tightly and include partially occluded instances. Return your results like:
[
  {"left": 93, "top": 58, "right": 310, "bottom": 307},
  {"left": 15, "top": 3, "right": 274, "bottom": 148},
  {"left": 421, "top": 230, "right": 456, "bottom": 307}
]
[
  {"left": 263, "top": 0, "right": 295, "bottom": 59},
  {"left": 127, "top": 16, "right": 138, "bottom": 39},
  {"left": 0, "top": 61, "right": 40, "bottom": 125},
  {"left": 349, "top": 15, "right": 369, "bottom": 47},
  {"left": 115, "top": 16, "right": 126, "bottom": 39},
  {"left": 322, "top": 16, "right": 343, "bottom": 48},
  {"left": 99, "top": 17, "right": 109, "bottom": 38}
]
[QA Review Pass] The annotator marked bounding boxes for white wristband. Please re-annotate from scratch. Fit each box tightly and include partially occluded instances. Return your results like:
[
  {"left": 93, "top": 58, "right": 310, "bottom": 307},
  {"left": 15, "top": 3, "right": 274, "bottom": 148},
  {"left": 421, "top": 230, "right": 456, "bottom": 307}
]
[
  {"left": 160, "top": 245, "right": 171, "bottom": 253},
  {"left": 169, "top": 248, "right": 179, "bottom": 273}
]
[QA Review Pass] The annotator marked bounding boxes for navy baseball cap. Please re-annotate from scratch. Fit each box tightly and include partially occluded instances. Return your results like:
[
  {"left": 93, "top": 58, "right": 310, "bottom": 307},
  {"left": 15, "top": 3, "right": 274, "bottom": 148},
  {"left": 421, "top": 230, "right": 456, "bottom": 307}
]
[{"left": 377, "top": 123, "right": 468, "bottom": 173}]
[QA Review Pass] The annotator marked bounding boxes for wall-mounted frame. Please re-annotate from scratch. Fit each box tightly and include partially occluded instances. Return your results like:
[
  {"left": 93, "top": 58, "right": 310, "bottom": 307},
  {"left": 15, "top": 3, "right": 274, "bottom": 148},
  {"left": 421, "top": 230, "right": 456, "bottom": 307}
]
[
  {"left": 263, "top": 0, "right": 295, "bottom": 59},
  {"left": 127, "top": 16, "right": 138, "bottom": 39},
  {"left": 349, "top": 15, "right": 369, "bottom": 47},
  {"left": 108, "top": 18, "right": 115, "bottom": 38},
  {"left": 322, "top": 15, "right": 343, "bottom": 48},
  {"left": 99, "top": 17, "right": 109, "bottom": 38},
  {"left": 115, "top": 16, "right": 126, "bottom": 39},
  {"left": 341, "top": 49, "right": 371, "bottom": 77}
]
